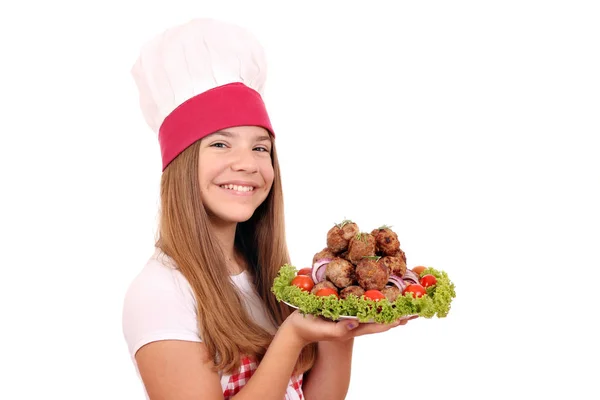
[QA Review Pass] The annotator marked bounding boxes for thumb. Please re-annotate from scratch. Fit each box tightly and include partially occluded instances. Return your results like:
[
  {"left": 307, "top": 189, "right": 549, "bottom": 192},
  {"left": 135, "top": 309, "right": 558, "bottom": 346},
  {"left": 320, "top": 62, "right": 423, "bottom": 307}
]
[{"left": 341, "top": 320, "right": 359, "bottom": 331}]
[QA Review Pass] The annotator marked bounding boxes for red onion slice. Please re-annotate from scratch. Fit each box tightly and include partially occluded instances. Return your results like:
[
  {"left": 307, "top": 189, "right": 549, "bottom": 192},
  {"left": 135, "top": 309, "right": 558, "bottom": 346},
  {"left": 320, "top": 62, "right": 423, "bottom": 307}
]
[
  {"left": 388, "top": 275, "right": 407, "bottom": 292},
  {"left": 402, "top": 269, "right": 420, "bottom": 284},
  {"left": 312, "top": 258, "right": 331, "bottom": 283}
]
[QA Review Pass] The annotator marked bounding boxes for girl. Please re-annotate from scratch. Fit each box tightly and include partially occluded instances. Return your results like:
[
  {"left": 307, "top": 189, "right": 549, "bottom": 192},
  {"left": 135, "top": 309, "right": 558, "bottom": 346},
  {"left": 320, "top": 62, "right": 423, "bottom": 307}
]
[{"left": 122, "top": 18, "right": 416, "bottom": 400}]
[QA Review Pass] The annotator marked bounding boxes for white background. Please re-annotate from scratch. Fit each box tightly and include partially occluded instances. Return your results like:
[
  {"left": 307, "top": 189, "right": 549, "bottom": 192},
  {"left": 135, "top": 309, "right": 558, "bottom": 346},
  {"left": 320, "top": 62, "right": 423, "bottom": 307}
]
[{"left": 1, "top": 0, "right": 599, "bottom": 399}]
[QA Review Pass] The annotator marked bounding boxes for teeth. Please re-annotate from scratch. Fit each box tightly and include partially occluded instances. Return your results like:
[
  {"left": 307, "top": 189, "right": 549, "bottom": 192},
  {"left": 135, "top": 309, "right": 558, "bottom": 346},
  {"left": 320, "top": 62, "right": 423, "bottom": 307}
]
[{"left": 220, "top": 184, "right": 254, "bottom": 192}]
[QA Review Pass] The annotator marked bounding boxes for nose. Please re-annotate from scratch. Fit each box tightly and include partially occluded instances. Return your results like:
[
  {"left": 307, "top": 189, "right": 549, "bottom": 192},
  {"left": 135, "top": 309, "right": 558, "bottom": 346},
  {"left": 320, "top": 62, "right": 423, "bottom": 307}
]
[{"left": 230, "top": 148, "right": 259, "bottom": 173}]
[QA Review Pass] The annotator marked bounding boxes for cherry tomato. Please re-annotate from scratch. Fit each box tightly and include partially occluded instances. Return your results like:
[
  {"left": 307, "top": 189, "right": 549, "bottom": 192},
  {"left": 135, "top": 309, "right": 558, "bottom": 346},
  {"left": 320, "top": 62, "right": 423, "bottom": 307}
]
[
  {"left": 291, "top": 275, "right": 314, "bottom": 292},
  {"left": 420, "top": 274, "right": 437, "bottom": 288},
  {"left": 297, "top": 267, "right": 312, "bottom": 276},
  {"left": 403, "top": 283, "right": 426, "bottom": 298},
  {"left": 363, "top": 290, "right": 386, "bottom": 301},
  {"left": 412, "top": 266, "right": 427, "bottom": 275},
  {"left": 315, "top": 288, "right": 339, "bottom": 299}
]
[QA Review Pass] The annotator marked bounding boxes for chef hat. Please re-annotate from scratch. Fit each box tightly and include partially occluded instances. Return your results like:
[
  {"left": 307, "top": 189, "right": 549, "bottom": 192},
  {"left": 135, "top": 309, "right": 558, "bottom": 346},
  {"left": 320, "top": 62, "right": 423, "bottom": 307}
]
[{"left": 131, "top": 18, "right": 274, "bottom": 171}]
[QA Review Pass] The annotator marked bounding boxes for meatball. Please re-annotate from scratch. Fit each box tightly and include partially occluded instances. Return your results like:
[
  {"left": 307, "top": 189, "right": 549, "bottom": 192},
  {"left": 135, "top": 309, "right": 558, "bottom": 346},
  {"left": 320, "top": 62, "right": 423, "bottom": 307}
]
[
  {"left": 355, "top": 258, "right": 389, "bottom": 291},
  {"left": 312, "top": 247, "right": 336, "bottom": 265},
  {"left": 326, "top": 221, "right": 360, "bottom": 253},
  {"left": 371, "top": 227, "right": 401, "bottom": 256},
  {"left": 346, "top": 233, "right": 377, "bottom": 264},
  {"left": 378, "top": 256, "right": 407, "bottom": 277},
  {"left": 340, "top": 285, "right": 365, "bottom": 300},
  {"left": 325, "top": 258, "right": 355, "bottom": 288},
  {"left": 381, "top": 286, "right": 401, "bottom": 302},
  {"left": 311, "top": 280, "right": 337, "bottom": 295},
  {"left": 389, "top": 248, "right": 407, "bottom": 264}
]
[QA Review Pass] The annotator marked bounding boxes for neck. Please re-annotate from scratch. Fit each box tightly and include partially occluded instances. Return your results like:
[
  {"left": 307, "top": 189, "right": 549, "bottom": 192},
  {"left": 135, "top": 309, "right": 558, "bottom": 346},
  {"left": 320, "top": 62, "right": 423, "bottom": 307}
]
[{"left": 209, "top": 217, "right": 244, "bottom": 274}]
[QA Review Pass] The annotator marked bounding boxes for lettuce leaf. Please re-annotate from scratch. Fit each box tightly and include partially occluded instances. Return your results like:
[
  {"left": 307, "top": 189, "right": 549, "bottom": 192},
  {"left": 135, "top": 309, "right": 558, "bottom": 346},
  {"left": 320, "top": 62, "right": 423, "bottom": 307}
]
[{"left": 271, "top": 264, "right": 456, "bottom": 323}]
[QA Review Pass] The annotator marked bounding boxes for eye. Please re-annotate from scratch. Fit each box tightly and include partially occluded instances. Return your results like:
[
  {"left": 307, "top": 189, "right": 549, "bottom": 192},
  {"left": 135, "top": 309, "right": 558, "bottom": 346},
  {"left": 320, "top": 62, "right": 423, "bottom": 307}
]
[
  {"left": 253, "top": 146, "right": 270, "bottom": 152},
  {"left": 210, "top": 142, "right": 227, "bottom": 148}
]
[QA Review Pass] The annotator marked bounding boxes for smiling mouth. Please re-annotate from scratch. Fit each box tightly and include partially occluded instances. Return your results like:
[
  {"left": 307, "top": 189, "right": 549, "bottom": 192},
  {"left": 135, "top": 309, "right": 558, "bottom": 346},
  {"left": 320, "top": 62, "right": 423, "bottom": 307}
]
[{"left": 219, "top": 184, "right": 255, "bottom": 192}]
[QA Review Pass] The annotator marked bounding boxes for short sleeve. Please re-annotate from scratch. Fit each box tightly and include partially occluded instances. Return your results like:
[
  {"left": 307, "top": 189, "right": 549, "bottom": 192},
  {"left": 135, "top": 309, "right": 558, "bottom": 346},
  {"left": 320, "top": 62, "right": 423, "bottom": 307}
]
[{"left": 122, "top": 257, "right": 202, "bottom": 358}]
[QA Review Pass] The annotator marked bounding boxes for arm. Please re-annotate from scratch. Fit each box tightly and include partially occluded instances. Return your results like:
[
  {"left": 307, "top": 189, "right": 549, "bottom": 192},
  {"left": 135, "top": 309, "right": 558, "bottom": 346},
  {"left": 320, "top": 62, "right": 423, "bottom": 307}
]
[
  {"left": 135, "top": 312, "right": 414, "bottom": 400},
  {"left": 296, "top": 315, "right": 418, "bottom": 400},
  {"left": 136, "top": 323, "right": 305, "bottom": 400},
  {"left": 136, "top": 340, "right": 224, "bottom": 400},
  {"left": 234, "top": 324, "right": 304, "bottom": 399},
  {"left": 301, "top": 339, "right": 354, "bottom": 400}
]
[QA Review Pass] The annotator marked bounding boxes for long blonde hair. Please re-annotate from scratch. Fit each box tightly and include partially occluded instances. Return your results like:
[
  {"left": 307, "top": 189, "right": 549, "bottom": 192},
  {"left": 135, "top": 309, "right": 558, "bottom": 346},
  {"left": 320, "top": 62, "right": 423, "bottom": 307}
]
[{"left": 156, "top": 139, "right": 317, "bottom": 374}]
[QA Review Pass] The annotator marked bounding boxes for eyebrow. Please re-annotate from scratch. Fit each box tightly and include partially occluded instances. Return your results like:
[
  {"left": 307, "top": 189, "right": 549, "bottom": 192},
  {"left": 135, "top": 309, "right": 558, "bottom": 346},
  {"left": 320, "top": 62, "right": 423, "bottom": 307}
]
[{"left": 213, "top": 130, "right": 272, "bottom": 142}]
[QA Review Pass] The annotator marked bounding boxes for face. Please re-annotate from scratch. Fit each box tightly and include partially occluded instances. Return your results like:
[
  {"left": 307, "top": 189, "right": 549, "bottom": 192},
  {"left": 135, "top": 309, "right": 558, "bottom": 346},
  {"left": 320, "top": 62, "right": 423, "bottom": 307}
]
[{"left": 198, "top": 126, "right": 274, "bottom": 224}]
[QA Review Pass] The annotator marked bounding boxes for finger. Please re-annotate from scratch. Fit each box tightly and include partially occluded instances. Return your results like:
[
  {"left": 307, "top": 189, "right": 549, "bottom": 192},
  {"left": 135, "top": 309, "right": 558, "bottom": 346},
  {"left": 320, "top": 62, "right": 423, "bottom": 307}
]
[
  {"left": 315, "top": 319, "right": 357, "bottom": 341},
  {"left": 351, "top": 322, "right": 396, "bottom": 336},
  {"left": 396, "top": 315, "right": 419, "bottom": 325},
  {"left": 400, "top": 316, "right": 415, "bottom": 325},
  {"left": 340, "top": 319, "right": 360, "bottom": 333}
]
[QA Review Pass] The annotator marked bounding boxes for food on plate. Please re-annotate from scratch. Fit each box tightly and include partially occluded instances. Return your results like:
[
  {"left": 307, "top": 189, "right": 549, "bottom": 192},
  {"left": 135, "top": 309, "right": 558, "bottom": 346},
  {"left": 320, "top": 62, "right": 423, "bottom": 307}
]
[
  {"left": 355, "top": 258, "right": 389, "bottom": 291},
  {"left": 381, "top": 286, "right": 401, "bottom": 302},
  {"left": 311, "top": 280, "right": 337, "bottom": 295},
  {"left": 315, "top": 287, "right": 339, "bottom": 298},
  {"left": 412, "top": 265, "right": 427, "bottom": 275},
  {"left": 371, "top": 226, "right": 401, "bottom": 256},
  {"left": 390, "top": 248, "right": 407, "bottom": 262},
  {"left": 377, "top": 255, "right": 406, "bottom": 278},
  {"left": 290, "top": 275, "right": 314, "bottom": 293},
  {"left": 403, "top": 283, "right": 426, "bottom": 298},
  {"left": 271, "top": 219, "right": 456, "bottom": 323},
  {"left": 420, "top": 274, "right": 437, "bottom": 288},
  {"left": 312, "top": 247, "right": 336, "bottom": 264},
  {"left": 363, "top": 289, "right": 386, "bottom": 301},
  {"left": 326, "top": 220, "right": 360, "bottom": 253},
  {"left": 325, "top": 258, "right": 356, "bottom": 288},
  {"left": 346, "top": 232, "right": 377, "bottom": 264},
  {"left": 339, "top": 285, "right": 365, "bottom": 300}
]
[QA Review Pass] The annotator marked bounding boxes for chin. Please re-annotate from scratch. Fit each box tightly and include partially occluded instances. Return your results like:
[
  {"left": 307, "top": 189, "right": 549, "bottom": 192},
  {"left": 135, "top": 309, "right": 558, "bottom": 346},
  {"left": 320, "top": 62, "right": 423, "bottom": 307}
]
[
  {"left": 229, "top": 214, "right": 254, "bottom": 223},
  {"left": 214, "top": 208, "right": 257, "bottom": 224}
]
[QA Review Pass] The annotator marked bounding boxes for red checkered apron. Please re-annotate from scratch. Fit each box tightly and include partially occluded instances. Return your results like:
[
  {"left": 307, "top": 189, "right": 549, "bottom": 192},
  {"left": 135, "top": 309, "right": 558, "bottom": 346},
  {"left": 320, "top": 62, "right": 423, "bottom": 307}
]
[{"left": 221, "top": 356, "right": 304, "bottom": 400}]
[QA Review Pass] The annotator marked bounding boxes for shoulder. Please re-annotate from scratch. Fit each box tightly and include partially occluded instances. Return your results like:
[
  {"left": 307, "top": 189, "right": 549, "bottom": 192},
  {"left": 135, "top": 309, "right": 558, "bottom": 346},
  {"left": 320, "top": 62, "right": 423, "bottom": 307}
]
[
  {"left": 124, "top": 249, "right": 196, "bottom": 315},
  {"left": 122, "top": 249, "right": 201, "bottom": 358},
  {"left": 127, "top": 250, "right": 193, "bottom": 299}
]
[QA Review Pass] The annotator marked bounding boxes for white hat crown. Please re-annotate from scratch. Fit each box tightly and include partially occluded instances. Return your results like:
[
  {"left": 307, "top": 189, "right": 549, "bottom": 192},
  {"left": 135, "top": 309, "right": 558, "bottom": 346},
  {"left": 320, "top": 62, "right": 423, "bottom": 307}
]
[{"left": 131, "top": 18, "right": 268, "bottom": 134}]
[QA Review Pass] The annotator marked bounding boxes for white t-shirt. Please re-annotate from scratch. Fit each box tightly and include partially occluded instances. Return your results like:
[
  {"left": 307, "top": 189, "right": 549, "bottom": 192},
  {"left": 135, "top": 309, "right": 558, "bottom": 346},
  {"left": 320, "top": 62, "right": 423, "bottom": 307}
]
[{"left": 122, "top": 249, "right": 302, "bottom": 399}]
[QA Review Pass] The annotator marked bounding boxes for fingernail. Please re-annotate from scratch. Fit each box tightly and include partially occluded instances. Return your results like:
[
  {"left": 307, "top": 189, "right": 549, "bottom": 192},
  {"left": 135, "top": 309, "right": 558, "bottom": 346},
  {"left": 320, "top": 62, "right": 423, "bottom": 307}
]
[{"left": 347, "top": 322, "right": 358, "bottom": 330}]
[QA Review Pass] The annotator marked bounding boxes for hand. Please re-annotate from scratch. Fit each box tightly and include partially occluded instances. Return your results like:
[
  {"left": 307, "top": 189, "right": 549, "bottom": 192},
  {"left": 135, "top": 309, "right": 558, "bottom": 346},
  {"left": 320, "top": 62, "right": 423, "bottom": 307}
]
[{"left": 281, "top": 310, "right": 418, "bottom": 347}]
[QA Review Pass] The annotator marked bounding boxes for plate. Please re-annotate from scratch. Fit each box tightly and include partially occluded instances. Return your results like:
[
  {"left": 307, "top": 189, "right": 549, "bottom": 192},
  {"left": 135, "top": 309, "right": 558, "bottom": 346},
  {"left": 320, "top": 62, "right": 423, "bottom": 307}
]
[{"left": 283, "top": 301, "right": 417, "bottom": 324}]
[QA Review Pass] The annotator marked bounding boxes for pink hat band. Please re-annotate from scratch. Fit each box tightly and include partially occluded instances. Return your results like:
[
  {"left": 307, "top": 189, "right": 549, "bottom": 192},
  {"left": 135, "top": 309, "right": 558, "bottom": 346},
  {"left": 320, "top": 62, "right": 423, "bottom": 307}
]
[{"left": 158, "top": 82, "right": 275, "bottom": 171}]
